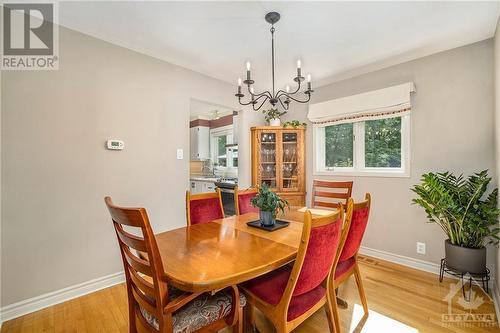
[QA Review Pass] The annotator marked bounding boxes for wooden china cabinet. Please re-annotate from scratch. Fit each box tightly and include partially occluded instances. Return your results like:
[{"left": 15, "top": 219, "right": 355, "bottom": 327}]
[{"left": 251, "top": 126, "right": 306, "bottom": 206}]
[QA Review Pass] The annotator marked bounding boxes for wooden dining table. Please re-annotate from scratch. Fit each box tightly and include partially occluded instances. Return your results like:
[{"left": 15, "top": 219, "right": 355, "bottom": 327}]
[{"left": 154, "top": 207, "right": 337, "bottom": 293}]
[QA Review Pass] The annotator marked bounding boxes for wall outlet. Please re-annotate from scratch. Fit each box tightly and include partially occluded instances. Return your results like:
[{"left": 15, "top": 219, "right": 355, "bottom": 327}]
[{"left": 416, "top": 242, "right": 426, "bottom": 255}]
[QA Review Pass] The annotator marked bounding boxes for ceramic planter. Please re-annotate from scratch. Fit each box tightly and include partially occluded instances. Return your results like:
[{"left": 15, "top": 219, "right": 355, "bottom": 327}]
[
  {"left": 269, "top": 118, "right": 281, "bottom": 126},
  {"left": 445, "top": 239, "right": 486, "bottom": 274},
  {"left": 260, "top": 210, "right": 275, "bottom": 226}
]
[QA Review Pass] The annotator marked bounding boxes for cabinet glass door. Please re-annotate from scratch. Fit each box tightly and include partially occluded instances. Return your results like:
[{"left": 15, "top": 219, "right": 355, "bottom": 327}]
[
  {"left": 281, "top": 132, "right": 299, "bottom": 191},
  {"left": 259, "top": 131, "right": 277, "bottom": 189}
]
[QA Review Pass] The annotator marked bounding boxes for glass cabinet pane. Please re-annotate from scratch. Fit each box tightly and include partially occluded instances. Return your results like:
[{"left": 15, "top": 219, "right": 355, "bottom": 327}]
[
  {"left": 260, "top": 132, "right": 277, "bottom": 188},
  {"left": 282, "top": 132, "right": 298, "bottom": 190}
]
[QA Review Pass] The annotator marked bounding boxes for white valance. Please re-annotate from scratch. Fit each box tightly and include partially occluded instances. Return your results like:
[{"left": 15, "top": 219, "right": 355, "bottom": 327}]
[{"left": 307, "top": 82, "right": 416, "bottom": 125}]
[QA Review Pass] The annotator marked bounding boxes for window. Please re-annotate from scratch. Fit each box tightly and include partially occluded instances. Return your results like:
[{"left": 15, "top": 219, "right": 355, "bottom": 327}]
[
  {"left": 325, "top": 123, "right": 353, "bottom": 168},
  {"left": 314, "top": 115, "right": 410, "bottom": 177},
  {"left": 365, "top": 117, "right": 402, "bottom": 168},
  {"left": 216, "top": 135, "right": 227, "bottom": 167},
  {"left": 232, "top": 148, "right": 238, "bottom": 167},
  {"left": 211, "top": 127, "right": 237, "bottom": 169}
]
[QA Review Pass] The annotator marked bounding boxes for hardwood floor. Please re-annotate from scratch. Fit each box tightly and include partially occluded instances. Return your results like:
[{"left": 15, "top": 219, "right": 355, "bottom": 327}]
[{"left": 2, "top": 256, "right": 498, "bottom": 333}]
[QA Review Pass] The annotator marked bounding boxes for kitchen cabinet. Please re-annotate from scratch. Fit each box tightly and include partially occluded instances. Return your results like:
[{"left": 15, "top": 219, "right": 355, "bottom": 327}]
[
  {"left": 190, "top": 126, "right": 210, "bottom": 160},
  {"left": 251, "top": 126, "right": 306, "bottom": 205},
  {"left": 190, "top": 179, "right": 216, "bottom": 194}
]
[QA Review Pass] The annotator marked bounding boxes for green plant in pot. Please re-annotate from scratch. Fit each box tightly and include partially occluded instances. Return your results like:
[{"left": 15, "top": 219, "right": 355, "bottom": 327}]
[
  {"left": 283, "top": 120, "right": 307, "bottom": 129},
  {"left": 263, "top": 108, "right": 287, "bottom": 126},
  {"left": 411, "top": 170, "right": 500, "bottom": 274},
  {"left": 251, "top": 183, "right": 289, "bottom": 226}
]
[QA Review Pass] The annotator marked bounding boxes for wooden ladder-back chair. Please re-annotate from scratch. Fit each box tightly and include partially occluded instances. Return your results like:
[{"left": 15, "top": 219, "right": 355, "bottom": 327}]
[
  {"left": 185, "top": 188, "right": 224, "bottom": 226},
  {"left": 331, "top": 193, "right": 371, "bottom": 333},
  {"left": 241, "top": 206, "right": 345, "bottom": 333},
  {"left": 105, "top": 197, "right": 244, "bottom": 333},
  {"left": 234, "top": 186, "right": 259, "bottom": 215},
  {"left": 311, "top": 180, "right": 353, "bottom": 209}
]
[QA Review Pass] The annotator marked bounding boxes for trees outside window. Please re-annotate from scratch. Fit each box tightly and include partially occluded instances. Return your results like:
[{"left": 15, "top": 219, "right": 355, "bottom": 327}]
[{"left": 315, "top": 115, "right": 409, "bottom": 177}]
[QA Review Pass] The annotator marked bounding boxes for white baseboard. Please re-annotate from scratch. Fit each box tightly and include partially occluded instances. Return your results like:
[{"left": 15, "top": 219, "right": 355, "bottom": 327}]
[
  {"left": 0, "top": 271, "right": 125, "bottom": 324},
  {"left": 359, "top": 246, "right": 441, "bottom": 275}
]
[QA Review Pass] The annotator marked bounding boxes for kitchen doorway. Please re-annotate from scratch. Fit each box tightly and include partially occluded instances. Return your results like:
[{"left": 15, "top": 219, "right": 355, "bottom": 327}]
[{"left": 189, "top": 99, "right": 239, "bottom": 215}]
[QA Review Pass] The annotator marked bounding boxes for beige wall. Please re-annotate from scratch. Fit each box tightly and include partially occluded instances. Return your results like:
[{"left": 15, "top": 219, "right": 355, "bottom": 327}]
[
  {"left": 1, "top": 26, "right": 237, "bottom": 306},
  {"left": 283, "top": 40, "right": 496, "bottom": 267}
]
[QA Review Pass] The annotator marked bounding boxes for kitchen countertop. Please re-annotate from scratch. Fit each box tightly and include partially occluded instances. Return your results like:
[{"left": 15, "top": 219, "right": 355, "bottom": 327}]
[{"left": 190, "top": 176, "right": 219, "bottom": 182}]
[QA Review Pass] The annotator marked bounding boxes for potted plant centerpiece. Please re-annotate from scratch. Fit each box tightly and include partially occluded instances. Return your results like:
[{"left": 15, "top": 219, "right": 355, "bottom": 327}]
[
  {"left": 412, "top": 170, "right": 500, "bottom": 274},
  {"left": 263, "top": 108, "right": 287, "bottom": 126},
  {"left": 251, "top": 183, "right": 289, "bottom": 226}
]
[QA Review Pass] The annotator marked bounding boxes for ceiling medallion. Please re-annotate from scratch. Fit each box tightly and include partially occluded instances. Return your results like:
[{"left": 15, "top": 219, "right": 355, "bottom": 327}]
[{"left": 235, "top": 12, "right": 313, "bottom": 111}]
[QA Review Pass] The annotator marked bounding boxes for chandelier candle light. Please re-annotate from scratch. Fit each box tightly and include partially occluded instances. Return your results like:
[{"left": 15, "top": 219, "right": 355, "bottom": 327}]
[{"left": 235, "top": 12, "right": 314, "bottom": 111}]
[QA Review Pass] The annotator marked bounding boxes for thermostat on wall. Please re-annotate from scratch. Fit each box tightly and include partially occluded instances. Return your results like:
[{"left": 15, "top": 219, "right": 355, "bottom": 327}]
[{"left": 107, "top": 139, "right": 124, "bottom": 150}]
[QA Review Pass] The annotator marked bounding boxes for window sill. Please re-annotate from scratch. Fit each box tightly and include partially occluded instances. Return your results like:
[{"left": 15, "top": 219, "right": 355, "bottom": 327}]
[{"left": 314, "top": 169, "right": 410, "bottom": 178}]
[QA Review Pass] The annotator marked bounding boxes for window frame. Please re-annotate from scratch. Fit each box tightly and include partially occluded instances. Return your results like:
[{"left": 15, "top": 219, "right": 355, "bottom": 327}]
[
  {"left": 210, "top": 125, "right": 237, "bottom": 170},
  {"left": 313, "top": 114, "right": 411, "bottom": 178}
]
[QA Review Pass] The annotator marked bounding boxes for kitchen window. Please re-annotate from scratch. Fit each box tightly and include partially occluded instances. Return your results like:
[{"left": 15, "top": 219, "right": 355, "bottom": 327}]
[
  {"left": 314, "top": 114, "right": 410, "bottom": 177},
  {"left": 211, "top": 128, "right": 237, "bottom": 169},
  {"left": 216, "top": 135, "right": 228, "bottom": 167}
]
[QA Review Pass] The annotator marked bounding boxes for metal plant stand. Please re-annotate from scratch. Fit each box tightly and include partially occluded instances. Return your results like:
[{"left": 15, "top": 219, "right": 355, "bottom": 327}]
[{"left": 439, "top": 258, "right": 490, "bottom": 301}]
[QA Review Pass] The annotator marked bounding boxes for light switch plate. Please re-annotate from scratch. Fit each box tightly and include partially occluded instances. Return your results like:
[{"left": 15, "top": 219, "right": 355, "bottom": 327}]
[{"left": 176, "top": 149, "right": 183, "bottom": 160}]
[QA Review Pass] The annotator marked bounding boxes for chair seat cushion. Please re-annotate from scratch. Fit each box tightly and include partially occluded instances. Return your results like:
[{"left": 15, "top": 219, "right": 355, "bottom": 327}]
[
  {"left": 242, "top": 265, "right": 326, "bottom": 321},
  {"left": 335, "top": 257, "right": 356, "bottom": 280},
  {"left": 140, "top": 287, "right": 246, "bottom": 332}
]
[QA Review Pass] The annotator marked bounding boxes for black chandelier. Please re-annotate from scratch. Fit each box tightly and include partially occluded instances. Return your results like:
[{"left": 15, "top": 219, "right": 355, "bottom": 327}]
[{"left": 235, "top": 12, "right": 313, "bottom": 111}]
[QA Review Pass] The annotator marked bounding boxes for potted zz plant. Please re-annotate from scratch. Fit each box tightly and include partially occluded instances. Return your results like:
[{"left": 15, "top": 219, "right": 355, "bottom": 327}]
[
  {"left": 251, "top": 183, "right": 289, "bottom": 226},
  {"left": 263, "top": 108, "right": 287, "bottom": 126},
  {"left": 412, "top": 170, "right": 500, "bottom": 274}
]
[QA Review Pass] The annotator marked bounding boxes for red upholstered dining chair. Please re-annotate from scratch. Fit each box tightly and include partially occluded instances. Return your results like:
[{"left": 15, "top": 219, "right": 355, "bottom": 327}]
[
  {"left": 311, "top": 180, "right": 353, "bottom": 209},
  {"left": 331, "top": 193, "right": 371, "bottom": 332},
  {"left": 240, "top": 206, "right": 346, "bottom": 333},
  {"left": 185, "top": 189, "right": 224, "bottom": 226},
  {"left": 234, "top": 186, "right": 259, "bottom": 215},
  {"left": 104, "top": 196, "right": 245, "bottom": 333}
]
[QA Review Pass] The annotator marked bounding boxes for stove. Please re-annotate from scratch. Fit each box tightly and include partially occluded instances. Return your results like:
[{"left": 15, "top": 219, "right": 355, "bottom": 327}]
[
  {"left": 215, "top": 178, "right": 237, "bottom": 216},
  {"left": 215, "top": 178, "right": 237, "bottom": 190}
]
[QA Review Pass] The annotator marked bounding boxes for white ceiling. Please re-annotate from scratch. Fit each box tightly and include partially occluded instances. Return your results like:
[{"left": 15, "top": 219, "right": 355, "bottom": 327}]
[
  {"left": 58, "top": 1, "right": 499, "bottom": 89},
  {"left": 189, "top": 99, "right": 233, "bottom": 120}
]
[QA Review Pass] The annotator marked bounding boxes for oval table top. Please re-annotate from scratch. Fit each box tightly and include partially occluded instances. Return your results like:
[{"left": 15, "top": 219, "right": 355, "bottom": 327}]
[{"left": 154, "top": 207, "right": 336, "bottom": 293}]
